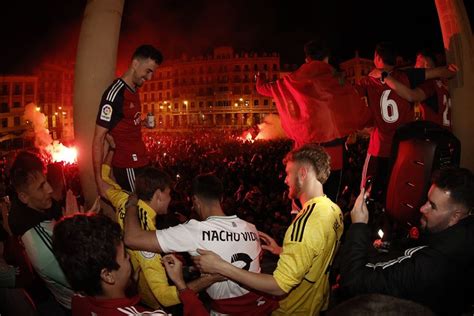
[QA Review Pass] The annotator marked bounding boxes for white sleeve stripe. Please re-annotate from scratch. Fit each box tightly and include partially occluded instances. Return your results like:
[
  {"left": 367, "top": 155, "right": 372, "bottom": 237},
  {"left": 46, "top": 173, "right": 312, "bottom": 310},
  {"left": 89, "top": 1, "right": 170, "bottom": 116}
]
[
  {"left": 107, "top": 82, "right": 124, "bottom": 102},
  {"left": 365, "top": 245, "right": 427, "bottom": 270},
  {"left": 106, "top": 81, "right": 123, "bottom": 101},
  {"left": 106, "top": 81, "right": 121, "bottom": 101},
  {"left": 117, "top": 307, "right": 134, "bottom": 315},
  {"left": 106, "top": 81, "right": 125, "bottom": 102},
  {"left": 126, "top": 168, "right": 136, "bottom": 192}
]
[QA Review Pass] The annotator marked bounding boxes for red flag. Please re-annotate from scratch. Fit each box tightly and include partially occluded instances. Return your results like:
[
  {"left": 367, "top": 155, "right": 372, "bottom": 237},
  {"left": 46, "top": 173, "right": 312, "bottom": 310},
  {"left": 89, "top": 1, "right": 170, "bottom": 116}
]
[{"left": 257, "top": 61, "right": 371, "bottom": 148}]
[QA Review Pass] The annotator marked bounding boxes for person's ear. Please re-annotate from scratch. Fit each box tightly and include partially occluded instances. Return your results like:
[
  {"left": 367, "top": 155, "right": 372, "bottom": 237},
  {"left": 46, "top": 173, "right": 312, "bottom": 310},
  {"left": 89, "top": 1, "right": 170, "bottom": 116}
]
[
  {"left": 153, "top": 189, "right": 164, "bottom": 202},
  {"left": 131, "top": 59, "right": 140, "bottom": 71},
  {"left": 449, "top": 208, "right": 466, "bottom": 226},
  {"left": 193, "top": 195, "right": 200, "bottom": 207},
  {"left": 298, "top": 166, "right": 308, "bottom": 182},
  {"left": 18, "top": 191, "right": 29, "bottom": 205},
  {"left": 100, "top": 268, "right": 115, "bottom": 285}
]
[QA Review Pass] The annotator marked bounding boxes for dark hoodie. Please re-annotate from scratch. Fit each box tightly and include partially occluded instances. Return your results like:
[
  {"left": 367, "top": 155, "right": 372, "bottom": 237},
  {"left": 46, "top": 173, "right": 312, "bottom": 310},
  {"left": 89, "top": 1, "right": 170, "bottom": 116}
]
[{"left": 339, "top": 216, "right": 474, "bottom": 315}]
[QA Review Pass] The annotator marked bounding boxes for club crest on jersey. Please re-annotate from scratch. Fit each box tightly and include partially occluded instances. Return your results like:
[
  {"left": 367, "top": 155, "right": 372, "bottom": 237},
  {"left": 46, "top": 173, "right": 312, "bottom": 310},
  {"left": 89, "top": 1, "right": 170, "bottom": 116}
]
[
  {"left": 130, "top": 102, "right": 135, "bottom": 109},
  {"left": 140, "top": 251, "right": 156, "bottom": 259},
  {"left": 100, "top": 104, "right": 113, "bottom": 122}
]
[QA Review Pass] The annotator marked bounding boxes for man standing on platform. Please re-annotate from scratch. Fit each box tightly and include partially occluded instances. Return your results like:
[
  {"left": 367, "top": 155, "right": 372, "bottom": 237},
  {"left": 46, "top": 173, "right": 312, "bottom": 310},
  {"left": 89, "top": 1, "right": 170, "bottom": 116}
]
[{"left": 93, "top": 44, "right": 163, "bottom": 195}]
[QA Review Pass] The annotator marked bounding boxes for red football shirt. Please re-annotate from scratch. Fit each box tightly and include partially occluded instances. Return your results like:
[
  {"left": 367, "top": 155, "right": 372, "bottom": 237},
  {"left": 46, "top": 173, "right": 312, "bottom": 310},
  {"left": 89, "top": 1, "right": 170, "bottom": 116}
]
[
  {"left": 417, "top": 79, "right": 451, "bottom": 129},
  {"left": 96, "top": 79, "right": 149, "bottom": 168},
  {"left": 356, "top": 69, "right": 424, "bottom": 157}
]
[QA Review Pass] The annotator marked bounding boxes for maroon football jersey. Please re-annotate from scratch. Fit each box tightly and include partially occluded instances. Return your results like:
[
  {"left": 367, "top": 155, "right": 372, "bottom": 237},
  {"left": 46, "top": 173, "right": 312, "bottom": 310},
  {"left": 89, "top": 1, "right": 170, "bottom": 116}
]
[
  {"left": 96, "top": 79, "right": 149, "bottom": 168},
  {"left": 356, "top": 69, "right": 423, "bottom": 157},
  {"left": 418, "top": 79, "right": 451, "bottom": 130}
]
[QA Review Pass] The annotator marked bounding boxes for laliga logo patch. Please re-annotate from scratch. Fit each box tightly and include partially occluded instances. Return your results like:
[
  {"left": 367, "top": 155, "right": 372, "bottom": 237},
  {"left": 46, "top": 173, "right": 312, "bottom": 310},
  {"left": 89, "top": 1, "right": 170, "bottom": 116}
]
[
  {"left": 140, "top": 251, "right": 156, "bottom": 259},
  {"left": 100, "top": 104, "right": 113, "bottom": 122}
]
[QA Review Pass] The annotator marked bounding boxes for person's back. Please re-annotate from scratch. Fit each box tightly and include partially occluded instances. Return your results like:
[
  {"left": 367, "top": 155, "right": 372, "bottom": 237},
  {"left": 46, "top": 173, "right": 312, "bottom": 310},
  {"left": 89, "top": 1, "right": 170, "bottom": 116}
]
[
  {"left": 357, "top": 69, "right": 420, "bottom": 158},
  {"left": 415, "top": 50, "right": 452, "bottom": 129},
  {"left": 155, "top": 175, "right": 274, "bottom": 314},
  {"left": 274, "top": 195, "right": 343, "bottom": 315},
  {"left": 160, "top": 215, "right": 261, "bottom": 298},
  {"left": 256, "top": 39, "right": 370, "bottom": 201}
]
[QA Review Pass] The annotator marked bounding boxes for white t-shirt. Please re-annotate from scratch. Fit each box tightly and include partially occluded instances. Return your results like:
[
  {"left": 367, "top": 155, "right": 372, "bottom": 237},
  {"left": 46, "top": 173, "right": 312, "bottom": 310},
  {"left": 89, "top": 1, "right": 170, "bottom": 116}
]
[{"left": 156, "top": 215, "right": 262, "bottom": 299}]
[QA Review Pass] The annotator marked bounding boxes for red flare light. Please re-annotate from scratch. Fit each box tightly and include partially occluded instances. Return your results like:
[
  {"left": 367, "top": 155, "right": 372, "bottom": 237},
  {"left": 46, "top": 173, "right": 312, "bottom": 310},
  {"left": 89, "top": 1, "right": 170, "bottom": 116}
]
[{"left": 45, "top": 141, "right": 78, "bottom": 164}]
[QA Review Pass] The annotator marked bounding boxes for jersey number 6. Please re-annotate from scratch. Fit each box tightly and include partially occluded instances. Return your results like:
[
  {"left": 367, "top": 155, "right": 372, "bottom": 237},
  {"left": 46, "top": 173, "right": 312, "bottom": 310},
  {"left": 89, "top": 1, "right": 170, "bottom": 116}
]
[{"left": 380, "top": 90, "right": 399, "bottom": 123}]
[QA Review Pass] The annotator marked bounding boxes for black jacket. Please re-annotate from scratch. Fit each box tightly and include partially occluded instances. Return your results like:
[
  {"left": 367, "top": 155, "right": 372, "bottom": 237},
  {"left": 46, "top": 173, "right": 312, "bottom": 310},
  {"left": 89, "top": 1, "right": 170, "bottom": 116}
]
[
  {"left": 339, "top": 216, "right": 474, "bottom": 315},
  {"left": 8, "top": 197, "right": 62, "bottom": 236}
]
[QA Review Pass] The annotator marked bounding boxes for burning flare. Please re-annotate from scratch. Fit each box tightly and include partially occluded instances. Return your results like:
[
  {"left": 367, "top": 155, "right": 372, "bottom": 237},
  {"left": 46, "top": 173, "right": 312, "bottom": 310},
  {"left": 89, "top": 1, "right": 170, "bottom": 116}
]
[
  {"left": 24, "top": 103, "right": 78, "bottom": 164},
  {"left": 46, "top": 141, "right": 78, "bottom": 164}
]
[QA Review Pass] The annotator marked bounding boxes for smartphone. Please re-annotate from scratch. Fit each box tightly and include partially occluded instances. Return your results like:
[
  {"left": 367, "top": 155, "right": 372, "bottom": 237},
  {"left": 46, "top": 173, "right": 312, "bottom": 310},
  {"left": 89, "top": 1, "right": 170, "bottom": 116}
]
[{"left": 364, "top": 177, "right": 375, "bottom": 206}]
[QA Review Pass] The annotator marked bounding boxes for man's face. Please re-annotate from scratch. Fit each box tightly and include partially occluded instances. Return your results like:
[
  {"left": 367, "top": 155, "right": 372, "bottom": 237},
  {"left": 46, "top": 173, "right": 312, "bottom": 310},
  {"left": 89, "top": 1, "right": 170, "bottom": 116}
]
[
  {"left": 21, "top": 172, "right": 53, "bottom": 211},
  {"left": 132, "top": 58, "right": 158, "bottom": 87},
  {"left": 285, "top": 161, "right": 302, "bottom": 200},
  {"left": 415, "top": 54, "right": 434, "bottom": 69},
  {"left": 156, "top": 187, "right": 171, "bottom": 215},
  {"left": 112, "top": 241, "right": 132, "bottom": 290},
  {"left": 419, "top": 185, "right": 457, "bottom": 233}
]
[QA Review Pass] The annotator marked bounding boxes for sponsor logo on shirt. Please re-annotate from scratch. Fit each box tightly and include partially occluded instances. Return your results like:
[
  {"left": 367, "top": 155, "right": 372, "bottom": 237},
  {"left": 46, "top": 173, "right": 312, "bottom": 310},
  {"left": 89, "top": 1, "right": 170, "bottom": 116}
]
[
  {"left": 100, "top": 104, "right": 113, "bottom": 122},
  {"left": 140, "top": 251, "right": 156, "bottom": 259}
]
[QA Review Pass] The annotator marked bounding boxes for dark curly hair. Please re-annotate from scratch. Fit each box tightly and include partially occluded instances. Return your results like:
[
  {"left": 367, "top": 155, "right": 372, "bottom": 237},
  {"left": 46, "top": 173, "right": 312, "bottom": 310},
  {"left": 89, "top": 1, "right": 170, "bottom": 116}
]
[
  {"left": 375, "top": 42, "right": 397, "bottom": 66},
  {"left": 192, "top": 173, "right": 224, "bottom": 201},
  {"left": 135, "top": 167, "right": 172, "bottom": 201},
  {"left": 52, "top": 214, "right": 122, "bottom": 296},
  {"left": 132, "top": 44, "right": 163, "bottom": 65},
  {"left": 10, "top": 151, "right": 45, "bottom": 192},
  {"left": 432, "top": 167, "right": 474, "bottom": 214},
  {"left": 284, "top": 144, "right": 331, "bottom": 184}
]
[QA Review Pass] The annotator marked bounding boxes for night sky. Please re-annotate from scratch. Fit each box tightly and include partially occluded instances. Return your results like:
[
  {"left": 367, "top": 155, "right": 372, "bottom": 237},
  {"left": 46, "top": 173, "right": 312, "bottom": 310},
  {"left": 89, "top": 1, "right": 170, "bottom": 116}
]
[{"left": 1, "top": 0, "right": 473, "bottom": 74}]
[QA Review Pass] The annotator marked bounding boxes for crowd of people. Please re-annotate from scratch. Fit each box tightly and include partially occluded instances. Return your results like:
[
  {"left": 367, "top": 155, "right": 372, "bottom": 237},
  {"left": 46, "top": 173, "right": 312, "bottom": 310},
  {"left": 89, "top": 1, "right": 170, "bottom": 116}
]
[{"left": 0, "top": 40, "right": 472, "bottom": 316}]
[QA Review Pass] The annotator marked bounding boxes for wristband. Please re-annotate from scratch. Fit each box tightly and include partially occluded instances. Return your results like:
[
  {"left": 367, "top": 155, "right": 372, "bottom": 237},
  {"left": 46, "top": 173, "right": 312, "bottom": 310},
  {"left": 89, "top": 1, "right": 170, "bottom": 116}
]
[{"left": 380, "top": 71, "right": 389, "bottom": 83}]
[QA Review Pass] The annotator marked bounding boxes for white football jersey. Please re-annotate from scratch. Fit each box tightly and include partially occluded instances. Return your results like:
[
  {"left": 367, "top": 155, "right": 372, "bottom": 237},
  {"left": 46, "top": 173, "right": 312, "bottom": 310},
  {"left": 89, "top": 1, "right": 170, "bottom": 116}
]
[{"left": 156, "top": 215, "right": 262, "bottom": 299}]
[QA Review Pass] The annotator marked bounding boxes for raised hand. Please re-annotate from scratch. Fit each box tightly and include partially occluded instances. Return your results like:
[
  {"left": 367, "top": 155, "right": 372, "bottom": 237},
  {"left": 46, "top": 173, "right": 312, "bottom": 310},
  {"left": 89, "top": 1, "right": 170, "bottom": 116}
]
[
  {"left": 258, "top": 231, "right": 282, "bottom": 255},
  {"left": 350, "top": 189, "right": 369, "bottom": 224}
]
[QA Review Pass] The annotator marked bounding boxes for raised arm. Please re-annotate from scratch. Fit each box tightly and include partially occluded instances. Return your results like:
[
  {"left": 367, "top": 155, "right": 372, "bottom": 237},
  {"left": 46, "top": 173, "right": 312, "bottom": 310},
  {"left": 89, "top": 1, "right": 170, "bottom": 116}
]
[
  {"left": 92, "top": 125, "right": 109, "bottom": 197},
  {"left": 369, "top": 69, "right": 426, "bottom": 102},
  {"left": 123, "top": 196, "right": 163, "bottom": 253},
  {"left": 384, "top": 75, "right": 427, "bottom": 102},
  {"left": 425, "top": 64, "right": 458, "bottom": 80},
  {"left": 255, "top": 72, "right": 274, "bottom": 97}
]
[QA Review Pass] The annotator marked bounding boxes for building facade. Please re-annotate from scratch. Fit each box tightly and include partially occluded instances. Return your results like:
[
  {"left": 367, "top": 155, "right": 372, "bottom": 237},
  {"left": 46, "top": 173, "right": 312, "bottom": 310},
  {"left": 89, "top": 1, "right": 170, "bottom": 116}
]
[
  {"left": 339, "top": 51, "right": 374, "bottom": 85},
  {"left": 0, "top": 75, "right": 37, "bottom": 140},
  {"left": 36, "top": 63, "right": 75, "bottom": 142},
  {"left": 140, "top": 47, "right": 280, "bottom": 131}
]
